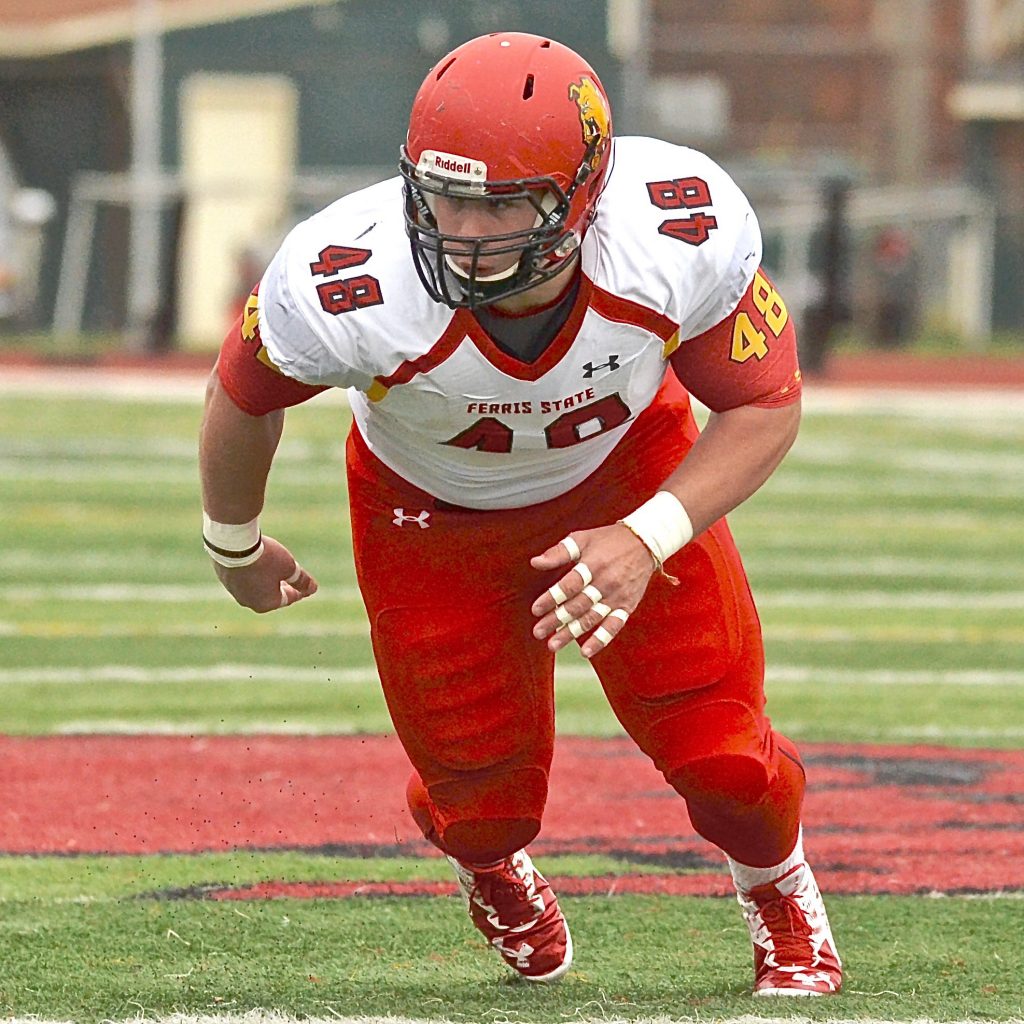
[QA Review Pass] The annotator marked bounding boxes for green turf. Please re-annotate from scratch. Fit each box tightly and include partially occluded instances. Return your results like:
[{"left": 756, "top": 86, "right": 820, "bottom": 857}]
[
  {"left": 4, "top": 389, "right": 1024, "bottom": 745},
  {"left": 2, "top": 386, "right": 1024, "bottom": 1021},
  {"left": 1, "top": 886, "right": 1021, "bottom": 1022}
]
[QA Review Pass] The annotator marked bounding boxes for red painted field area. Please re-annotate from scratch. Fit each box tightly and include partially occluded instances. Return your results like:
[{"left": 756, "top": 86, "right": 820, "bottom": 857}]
[{"left": 4, "top": 735, "right": 1022, "bottom": 895}]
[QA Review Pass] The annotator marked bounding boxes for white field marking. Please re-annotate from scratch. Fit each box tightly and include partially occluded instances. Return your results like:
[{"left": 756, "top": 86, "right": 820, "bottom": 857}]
[
  {"left": 759, "top": 590, "right": 1024, "bottom": 610},
  {"left": 0, "top": 663, "right": 1020, "bottom": 687},
  {"left": 9, "top": 582, "right": 1024, "bottom": 610},
  {"left": 753, "top": 509, "right": 1012, "bottom": 531},
  {"left": 887, "top": 724, "right": 1024, "bottom": 739},
  {"left": 766, "top": 623, "right": 1024, "bottom": 645},
  {"left": 48, "top": 720, "right": 1024, "bottom": 742},
  {"left": 6, "top": 456, "right": 1021, "bottom": 500},
  {"left": 5, "top": 621, "right": 1024, "bottom": 646},
  {"left": 784, "top": 720, "right": 1024, "bottom": 742},
  {"left": 801, "top": 385, "right": 1024, "bottom": 419},
  {"left": 744, "top": 554, "right": 1024, "bottom": 582},
  {"left": 7, "top": 1014, "right": 1024, "bottom": 1024},
  {"left": 0, "top": 435, "right": 336, "bottom": 462},
  {"left": 0, "top": 460, "right": 347, "bottom": 487},
  {"left": 6, "top": 583, "right": 364, "bottom": 602},
  {"left": 6, "top": 549, "right": 1022, "bottom": 586},
  {"left": 788, "top": 439, "right": 1024, "bottom": 479},
  {"left": 53, "top": 719, "right": 369, "bottom": 735},
  {"left": 0, "top": 620, "right": 370, "bottom": 638},
  {"left": 0, "top": 367, "right": 342, "bottom": 407},
  {"left": 768, "top": 473, "right": 1024, "bottom": 500},
  {"left": 4, "top": 363, "right": 1023, "bottom": 415}
]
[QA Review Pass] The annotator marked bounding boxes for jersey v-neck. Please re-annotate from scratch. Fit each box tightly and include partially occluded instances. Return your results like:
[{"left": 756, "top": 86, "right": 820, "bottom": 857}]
[
  {"left": 465, "top": 271, "right": 591, "bottom": 382},
  {"left": 473, "top": 270, "right": 583, "bottom": 363}
]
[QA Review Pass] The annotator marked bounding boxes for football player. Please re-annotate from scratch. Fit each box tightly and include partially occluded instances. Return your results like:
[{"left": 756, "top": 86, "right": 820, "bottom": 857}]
[{"left": 200, "top": 32, "right": 842, "bottom": 995}]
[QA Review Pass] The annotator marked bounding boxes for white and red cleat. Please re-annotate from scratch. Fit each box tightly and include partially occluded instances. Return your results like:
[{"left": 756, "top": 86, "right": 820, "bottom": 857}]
[
  {"left": 448, "top": 849, "right": 572, "bottom": 982},
  {"left": 736, "top": 861, "right": 842, "bottom": 996}
]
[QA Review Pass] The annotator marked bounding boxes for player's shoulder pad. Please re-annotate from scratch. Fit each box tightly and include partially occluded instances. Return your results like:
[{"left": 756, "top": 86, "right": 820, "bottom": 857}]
[
  {"left": 586, "top": 136, "right": 763, "bottom": 340},
  {"left": 256, "top": 176, "right": 448, "bottom": 389}
]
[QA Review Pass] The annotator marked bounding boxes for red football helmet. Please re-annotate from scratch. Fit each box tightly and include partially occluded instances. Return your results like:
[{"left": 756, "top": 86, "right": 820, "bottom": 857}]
[{"left": 400, "top": 32, "right": 614, "bottom": 308}]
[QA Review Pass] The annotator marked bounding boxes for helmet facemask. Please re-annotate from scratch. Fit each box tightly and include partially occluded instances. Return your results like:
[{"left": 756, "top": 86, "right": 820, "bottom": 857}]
[{"left": 400, "top": 145, "right": 597, "bottom": 310}]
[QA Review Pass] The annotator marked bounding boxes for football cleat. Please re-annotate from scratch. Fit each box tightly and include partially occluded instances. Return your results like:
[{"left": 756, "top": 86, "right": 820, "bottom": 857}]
[
  {"left": 448, "top": 849, "right": 573, "bottom": 982},
  {"left": 736, "top": 861, "right": 842, "bottom": 996}
]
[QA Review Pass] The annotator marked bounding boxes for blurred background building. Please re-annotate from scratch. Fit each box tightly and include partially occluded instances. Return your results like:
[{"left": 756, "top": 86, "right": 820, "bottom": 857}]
[{"left": 0, "top": 0, "right": 1020, "bottom": 355}]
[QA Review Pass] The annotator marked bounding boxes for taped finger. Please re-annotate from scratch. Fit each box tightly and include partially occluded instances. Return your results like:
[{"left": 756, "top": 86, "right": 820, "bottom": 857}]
[
  {"left": 582, "top": 584, "right": 603, "bottom": 605},
  {"left": 567, "top": 618, "right": 586, "bottom": 639},
  {"left": 575, "top": 562, "right": 593, "bottom": 588},
  {"left": 286, "top": 564, "right": 303, "bottom": 585},
  {"left": 555, "top": 604, "right": 574, "bottom": 625},
  {"left": 609, "top": 608, "right": 630, "bottom": 625},
  {"left": 561, "top": 535, "right": 581, "bottom": 562},
  {"left": 548, "top": 582, "right": 569, "bottom": 606},
  {"left": 592, "top": 602, "right": 611, "bottom": 618},
  {"left": 592, "top": 624, "right": 614, "bottom": 647}
]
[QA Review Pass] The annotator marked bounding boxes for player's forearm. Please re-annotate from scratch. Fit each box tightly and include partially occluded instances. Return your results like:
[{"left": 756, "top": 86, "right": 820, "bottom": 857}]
[
  {"left": 664, "top": 399, "right": 801, "bottom": 537},
  {"left": 199, "top": 371, "right": 285, "bottom": 523}
]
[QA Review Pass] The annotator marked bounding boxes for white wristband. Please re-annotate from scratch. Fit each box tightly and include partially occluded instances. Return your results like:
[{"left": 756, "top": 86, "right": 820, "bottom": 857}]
[
  {"left": 619, "top": 491, "right": 693, "bottom": 570},
  {"left": 202, "top": 512, "right": 264, "bottom": 568}
]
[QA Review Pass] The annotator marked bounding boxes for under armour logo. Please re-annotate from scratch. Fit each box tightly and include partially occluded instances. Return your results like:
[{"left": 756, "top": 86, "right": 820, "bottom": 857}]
[
  {"left": 582, "top": 355, "right": 619, "bottom": 378},
  {"left": 392, "top": 508, "right": 430, "bottom": 528},
  {"left": 790, "top": 969, "right": 837, "bottom": 990},
  {"left": 494, "top": 938, "right": 534, "bottom": 969}
]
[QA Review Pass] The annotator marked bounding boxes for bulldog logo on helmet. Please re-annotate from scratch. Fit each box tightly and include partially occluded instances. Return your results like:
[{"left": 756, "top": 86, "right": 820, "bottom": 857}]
[{"left": 569, "top": 77, "right": 611, "bottom": 171}]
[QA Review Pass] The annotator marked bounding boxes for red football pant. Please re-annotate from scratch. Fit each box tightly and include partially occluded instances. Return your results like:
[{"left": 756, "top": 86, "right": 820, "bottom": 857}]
[{"left": 347, "top": 376, "right": 804, "bottom": 868}]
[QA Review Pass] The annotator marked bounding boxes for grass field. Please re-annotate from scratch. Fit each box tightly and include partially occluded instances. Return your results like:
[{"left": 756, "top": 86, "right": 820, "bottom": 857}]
[{"left": 2, "top": 373, "right": 1023, "bottom": 1023}]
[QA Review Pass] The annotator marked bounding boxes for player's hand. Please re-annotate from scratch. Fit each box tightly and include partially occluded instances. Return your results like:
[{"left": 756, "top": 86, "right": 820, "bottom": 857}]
[
  {"left": 530, "top": 526, "right": 657, "bottom": 658},
  {"left": 211, "top": 536, "right": 318, "bottom": 613}
]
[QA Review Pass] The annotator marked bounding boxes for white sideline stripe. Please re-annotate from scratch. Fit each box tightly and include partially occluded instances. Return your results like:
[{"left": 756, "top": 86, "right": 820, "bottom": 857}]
[
  {"left": 0, "top": 664, "right": 1020, "bottom": 686},
  {"left": 747, "top": 555, "right": 1024, "bottom": 582},
  {"left": 53, "top": 719, "right": 369, "bottom": 735},
  {"left": 3, "top": 364, "right": 1023, "bottom": 414},
  {"left": 9, "top": 583, "right": 1024, "bottom": 610},
  {"left": 0, "top": 460, "right": 350, "bottom": 486},
  {"left": 762, "top": 590, "right": 1024, "bottom": 609},
  {"left": 0, "top": 368, "right": 347, "bottom": 406},
  {"left": 789, "top": 439, "right": 1024, "bottom": 477},
  {"left": 0, "top": 436, "right": 338, "bottom": 461},
  {"left": 49, "top": 720, "right": 1024, "bottom": 740},
  {"left": 770, "top": 474, "right": 1024, "bottom": 499},
  {"left": 5, "top": 620, "right": 1024, "bottom": 645},
  {"left": 4, "top": 621, "right": 1022, "bottom": 644},
  {"left": 7, "top": 583, "right": 363, "bottom": 602},
  {"left": 7, "top": 458, "right": 1022, "bottom": 500},
  {"left": 5, "top": 549, "right": 1023, "bottom": 585},
  {"left": 0, "top": 620, "right": 371, "bottom": 638}
]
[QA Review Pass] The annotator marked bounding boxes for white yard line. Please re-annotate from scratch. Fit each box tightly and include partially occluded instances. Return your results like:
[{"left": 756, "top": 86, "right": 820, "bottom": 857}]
[
  {"left": 4, "top": 621, "right": 1022, "bottom": 644},
  {"left": 3, "top": 364, "right": 1024, "bottom": 416},
  {"left": 0, "top": 663, "right": 1019, "bottom": 687},
  {"left": 4, "top": 548, "right": 1023, "bottom": 584},
  {"left": 8, "top": 582, "right": 1024, "bottom": 610},
  {"left": 6, "top": 1015, "right": 1022, "bottom": 1024}
]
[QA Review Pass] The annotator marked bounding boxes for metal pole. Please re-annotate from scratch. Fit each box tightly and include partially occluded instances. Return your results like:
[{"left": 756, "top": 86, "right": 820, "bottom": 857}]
[
  {"left": 127, "top": 0, "right": 164, "bottom": 349},
  {"left": 607, "top": 0, "right": 653, "bottom": 135},
  {"left": 889, "top": 0, "right": 932, "bottom": 184}
]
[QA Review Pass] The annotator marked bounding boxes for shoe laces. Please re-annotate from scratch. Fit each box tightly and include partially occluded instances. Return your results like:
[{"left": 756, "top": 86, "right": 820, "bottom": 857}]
[
  {"left": 472, "top": 862, "right": 536, "bottom": 925},
  {"left": 748, "top": 884, "right": 815, "bottom": 964}
]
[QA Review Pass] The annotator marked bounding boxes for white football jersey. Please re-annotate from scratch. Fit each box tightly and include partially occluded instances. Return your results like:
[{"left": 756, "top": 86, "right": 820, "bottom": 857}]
[{"left": 257, "top": 136, "right": 762, "bottom": 509}]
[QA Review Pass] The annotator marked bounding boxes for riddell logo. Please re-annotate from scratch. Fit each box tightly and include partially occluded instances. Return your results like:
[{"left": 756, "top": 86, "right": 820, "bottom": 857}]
[
  {"left": 435, "top": 155, "right": 471, "bottom": 174},
  {"left": 418, "top": 150, "right": 488, "bottom": 183}
]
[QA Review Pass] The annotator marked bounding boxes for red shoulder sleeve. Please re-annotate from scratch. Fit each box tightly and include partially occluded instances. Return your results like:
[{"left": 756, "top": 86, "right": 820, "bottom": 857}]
[
  {"left": 216, "top": 287, "right": 329, "bottom": 416},
  {"left": 670, "top": 267, "right": 802, "bottom": 413}
]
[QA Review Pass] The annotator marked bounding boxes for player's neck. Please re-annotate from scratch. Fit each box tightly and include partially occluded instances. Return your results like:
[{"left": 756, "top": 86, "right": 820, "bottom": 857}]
[{"left": 486, "top": 256, "right": 580, "bottom": 315}]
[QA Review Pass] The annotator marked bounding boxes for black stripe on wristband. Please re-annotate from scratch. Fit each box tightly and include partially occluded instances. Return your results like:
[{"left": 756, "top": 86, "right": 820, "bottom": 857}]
[{"left": 202, "top": 534, "right": 263, "bottom": 559}]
